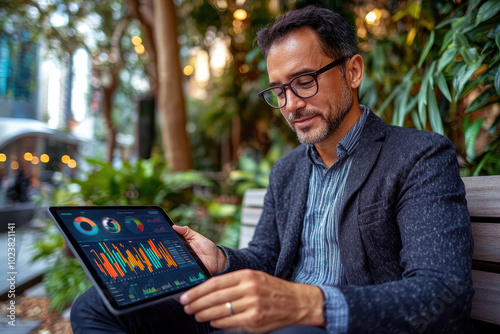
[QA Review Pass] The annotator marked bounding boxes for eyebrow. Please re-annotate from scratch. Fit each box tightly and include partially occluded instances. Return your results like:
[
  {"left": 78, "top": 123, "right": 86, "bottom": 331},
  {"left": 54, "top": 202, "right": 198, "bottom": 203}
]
[{"left": 268, "top": 67, "right": 316, "bottom": 87}]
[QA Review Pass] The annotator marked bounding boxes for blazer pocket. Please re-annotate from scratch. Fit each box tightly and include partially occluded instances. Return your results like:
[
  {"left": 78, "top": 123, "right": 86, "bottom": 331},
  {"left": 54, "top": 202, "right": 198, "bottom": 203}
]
[{"left": 357, "top": 204, "right": 402, "bottom": 278}]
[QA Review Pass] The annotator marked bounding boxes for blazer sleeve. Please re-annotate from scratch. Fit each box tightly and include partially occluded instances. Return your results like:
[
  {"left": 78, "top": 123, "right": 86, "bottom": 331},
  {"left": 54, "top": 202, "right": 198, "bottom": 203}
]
[
  {"left": 217, "top": 172, "right": 282, "bottom": 275},
  {"left": 336, "top": 134, "right": 474, "bottom": 333}
]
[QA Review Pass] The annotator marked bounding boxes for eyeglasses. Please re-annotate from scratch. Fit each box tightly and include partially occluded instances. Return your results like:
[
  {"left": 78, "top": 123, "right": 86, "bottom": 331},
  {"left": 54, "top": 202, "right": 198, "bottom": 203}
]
[{"left": 258, "top": 57, "right": 347, "bottom": 109}]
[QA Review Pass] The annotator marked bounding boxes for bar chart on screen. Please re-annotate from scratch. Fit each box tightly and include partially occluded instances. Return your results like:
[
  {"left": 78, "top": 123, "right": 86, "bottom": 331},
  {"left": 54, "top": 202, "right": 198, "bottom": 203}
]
[{"left": 86, "top": 238, "right": 179, "bottom": 281}]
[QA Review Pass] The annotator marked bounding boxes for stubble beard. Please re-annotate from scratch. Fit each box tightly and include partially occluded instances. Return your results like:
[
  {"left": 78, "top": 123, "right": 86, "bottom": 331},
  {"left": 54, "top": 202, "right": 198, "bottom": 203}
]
[{"left": 288, "top": 78, "right": 354, "bottom": 145}]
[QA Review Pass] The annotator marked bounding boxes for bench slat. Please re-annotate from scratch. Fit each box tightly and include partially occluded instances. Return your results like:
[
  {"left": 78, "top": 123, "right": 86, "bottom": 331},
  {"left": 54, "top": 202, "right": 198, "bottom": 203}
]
[
  {"left": 241, "top": 207, "right": 263, "bottom": 226},
  {"left": 242, "top": 189, "right": 266, "bottom": 207},
  {"left": 463, "top": 176, "right": 500, "bottom": 217},
  {"left": 239, "top": 225, "right": 257, "bottom": 249},
  {"left": 471, "top": 222, "right": 500, "bottom": 263},
  {"left": 471, "top": 270, "right": 500, "bottom": 325}
]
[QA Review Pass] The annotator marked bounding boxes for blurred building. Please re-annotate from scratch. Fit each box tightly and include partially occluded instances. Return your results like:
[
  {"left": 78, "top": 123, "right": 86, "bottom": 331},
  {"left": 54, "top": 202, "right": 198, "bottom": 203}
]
[{"left": 0, "top": 32, "right": 99, "bottom": 210}]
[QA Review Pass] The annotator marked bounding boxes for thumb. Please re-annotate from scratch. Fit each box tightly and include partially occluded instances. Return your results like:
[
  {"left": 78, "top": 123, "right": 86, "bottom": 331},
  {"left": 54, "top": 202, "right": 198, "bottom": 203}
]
[{"left": 172, "top": 224, "right": 195, "bottom": 239}]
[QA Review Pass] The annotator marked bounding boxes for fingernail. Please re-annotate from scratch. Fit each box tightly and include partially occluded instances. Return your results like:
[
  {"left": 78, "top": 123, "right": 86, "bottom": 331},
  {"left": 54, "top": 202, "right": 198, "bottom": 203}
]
[{"left": 180, "top": 293, "right": 188, "bottom": 304}]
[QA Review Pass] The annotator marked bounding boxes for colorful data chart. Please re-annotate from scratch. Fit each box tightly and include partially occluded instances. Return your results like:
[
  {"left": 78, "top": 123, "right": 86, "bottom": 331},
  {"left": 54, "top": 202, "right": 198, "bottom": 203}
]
[
  {"left": 125, "top": 216, "right": 145, "bottom": 233},
  {"left": 173, "top": 279, "right": 187, "bottom": 287},
  {"left": 101, "top": 217, "right": 121, "bottom": 233},
  {"left": 187, "top": 272, "right": 206, "bottom": 283},
  {"left": 89, "top": 239, "right": 178, "bottom": 280},
  {"left": 73, "top": 217, "right": 99, "bottom": 236}
]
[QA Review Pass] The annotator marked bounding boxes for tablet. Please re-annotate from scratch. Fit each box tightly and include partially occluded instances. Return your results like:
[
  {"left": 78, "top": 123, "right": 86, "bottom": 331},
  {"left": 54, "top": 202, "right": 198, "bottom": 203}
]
[{"left": 48, "top": 205, "right": 212, "bottom": 314}]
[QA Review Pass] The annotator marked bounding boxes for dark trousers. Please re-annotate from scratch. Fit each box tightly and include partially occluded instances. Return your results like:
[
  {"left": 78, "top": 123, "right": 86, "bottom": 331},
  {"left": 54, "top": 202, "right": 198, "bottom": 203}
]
[{"left": 71, "top": 287, "right": 328, "bottom": 334}]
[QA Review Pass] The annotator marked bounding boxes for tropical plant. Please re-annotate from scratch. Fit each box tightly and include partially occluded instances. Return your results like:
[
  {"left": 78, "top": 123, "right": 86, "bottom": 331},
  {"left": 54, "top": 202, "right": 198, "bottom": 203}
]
[{"left": 360, "top": 0, "right": 500, "bottom": 175}]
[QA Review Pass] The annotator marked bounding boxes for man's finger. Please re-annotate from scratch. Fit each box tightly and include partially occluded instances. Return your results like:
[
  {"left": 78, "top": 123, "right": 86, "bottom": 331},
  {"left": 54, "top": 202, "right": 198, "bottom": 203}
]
[{"left": 180, "top": 271, "right": 243, "bottom": 305}]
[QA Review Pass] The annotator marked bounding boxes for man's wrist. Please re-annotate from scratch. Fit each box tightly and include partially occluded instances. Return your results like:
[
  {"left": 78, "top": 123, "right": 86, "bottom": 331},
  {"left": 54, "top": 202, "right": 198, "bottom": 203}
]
[
  {"left": 216, "top": 247, "right": 228, "bottom": 273},
  {"left": 297, "top": 284, "right": 326, "bottom": 327}
]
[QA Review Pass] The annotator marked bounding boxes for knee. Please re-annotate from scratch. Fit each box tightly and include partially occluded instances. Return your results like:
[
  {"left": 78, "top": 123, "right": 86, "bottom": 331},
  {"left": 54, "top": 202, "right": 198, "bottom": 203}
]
[{"left": 70, "top": 286, "right": 110, "bottom": 333}]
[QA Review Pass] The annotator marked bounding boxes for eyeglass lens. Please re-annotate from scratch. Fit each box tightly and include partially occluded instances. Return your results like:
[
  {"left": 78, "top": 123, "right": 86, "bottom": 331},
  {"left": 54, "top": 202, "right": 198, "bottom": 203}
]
[{"left": 263, "top": 74, "right": 318, "bottom": 108}]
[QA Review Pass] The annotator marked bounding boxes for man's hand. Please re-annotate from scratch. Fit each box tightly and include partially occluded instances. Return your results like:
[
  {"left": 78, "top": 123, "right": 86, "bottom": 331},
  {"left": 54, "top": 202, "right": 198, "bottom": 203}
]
[
  {"left": 180, "top": 269, "right": 326, "bottom": 333},
  {"left": 172, "top": 225, "right": 227, "bottom": 274}
]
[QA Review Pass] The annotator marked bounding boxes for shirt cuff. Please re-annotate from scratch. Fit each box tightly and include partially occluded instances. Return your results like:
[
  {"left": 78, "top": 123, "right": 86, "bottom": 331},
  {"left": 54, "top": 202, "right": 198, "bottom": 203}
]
[
  {"left": 318, "top": 285, "right": 349, "bottom": 334},
  {"left": 214, "top": 245, "right": 231, "bottom": 275}
]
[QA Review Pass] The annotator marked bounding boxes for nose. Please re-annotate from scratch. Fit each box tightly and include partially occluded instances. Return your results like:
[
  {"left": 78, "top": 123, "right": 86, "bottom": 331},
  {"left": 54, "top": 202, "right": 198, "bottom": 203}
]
[{"left": 283, "top": 86, "right": 306, "bottom": 112}]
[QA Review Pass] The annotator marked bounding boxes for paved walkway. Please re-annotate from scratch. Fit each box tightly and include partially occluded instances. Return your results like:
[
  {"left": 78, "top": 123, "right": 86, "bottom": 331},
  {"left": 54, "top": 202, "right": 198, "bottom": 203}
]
[{"left": 0, "top": 226, "right": 50, "bottom": 297}]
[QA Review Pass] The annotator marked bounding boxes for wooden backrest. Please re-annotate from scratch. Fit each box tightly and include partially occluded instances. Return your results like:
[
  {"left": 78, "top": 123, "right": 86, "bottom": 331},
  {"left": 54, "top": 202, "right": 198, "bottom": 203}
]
[
  {"left": 462, "top": 176, "right": 500, "bottom": 325},
  {"left": 239, "top": 176, "right": 500, "bottom": 325},
  {"left": 239, "top": 189, "right": 266, "bottom": 249}
]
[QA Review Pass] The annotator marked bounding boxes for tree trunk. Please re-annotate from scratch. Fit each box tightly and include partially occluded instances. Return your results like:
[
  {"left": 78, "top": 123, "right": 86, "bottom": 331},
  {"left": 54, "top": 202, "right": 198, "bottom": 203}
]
[
  {"left": 152, "top": 0, "right": 192, "bottom": 171},
  {"left": 102, "top": 73, "right": 119, "bottom": 163}
]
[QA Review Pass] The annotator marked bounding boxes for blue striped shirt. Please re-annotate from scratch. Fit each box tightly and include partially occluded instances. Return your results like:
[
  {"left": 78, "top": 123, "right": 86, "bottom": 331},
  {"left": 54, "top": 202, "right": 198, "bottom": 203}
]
[{"left": 292, "top": 106, "right": 369, "bottom": 334}]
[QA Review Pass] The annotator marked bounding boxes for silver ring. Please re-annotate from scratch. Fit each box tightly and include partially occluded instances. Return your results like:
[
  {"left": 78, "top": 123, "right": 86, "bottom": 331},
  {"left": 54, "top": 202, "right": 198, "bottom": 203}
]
[{"left": 226, "top": 301, "right": 234, "bottom": 316}]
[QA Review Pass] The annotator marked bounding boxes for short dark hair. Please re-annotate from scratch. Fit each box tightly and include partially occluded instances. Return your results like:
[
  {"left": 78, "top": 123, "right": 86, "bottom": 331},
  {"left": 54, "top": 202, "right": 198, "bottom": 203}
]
[{"left": 256, "top": 6, "right": 358, "bottom": 62}]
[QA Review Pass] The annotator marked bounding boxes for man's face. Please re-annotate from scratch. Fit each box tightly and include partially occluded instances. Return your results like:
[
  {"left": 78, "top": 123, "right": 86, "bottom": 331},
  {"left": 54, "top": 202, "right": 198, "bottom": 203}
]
[{"left": 266, "top": 28, "right": 353, "bottom": 145}]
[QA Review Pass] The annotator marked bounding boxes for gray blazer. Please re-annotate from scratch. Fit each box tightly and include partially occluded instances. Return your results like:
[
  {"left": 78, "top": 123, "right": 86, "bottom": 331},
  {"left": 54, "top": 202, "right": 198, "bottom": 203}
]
[{"left": 222, "top": 111, "right": 474, "bottom": 333}]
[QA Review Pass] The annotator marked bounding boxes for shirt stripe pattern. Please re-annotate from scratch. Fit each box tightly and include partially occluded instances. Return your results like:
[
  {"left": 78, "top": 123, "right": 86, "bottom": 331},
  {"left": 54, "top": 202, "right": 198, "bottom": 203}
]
[{"left": 292, "top": 106, "right": 369, "bottom": 333}]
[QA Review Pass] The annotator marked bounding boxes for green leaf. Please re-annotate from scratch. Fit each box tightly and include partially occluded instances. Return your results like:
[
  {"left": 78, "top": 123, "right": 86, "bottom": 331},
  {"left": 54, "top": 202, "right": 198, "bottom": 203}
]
[
  {"left": 418, "top": 91, "right": 427, "bottom": 128},
  {"left": 438, "top": 29, "right": 454, "bottom": 53},
  {"left": 469, "top": 0, "right": 482, "bottom": 12},
  {"left": 459, "top": 46, "right": 478, "bottom": 66},
  {"left": 428, "top": 87, "right": 444, "bottom": 135},
  {"left": 436, "top": 73, "right": 452, "bottom": 102},
  {"left": 496, "top": 30, "right": 500, "bottom": 51},
  {"left": 476, "top": 0, "right": 500, "bottom": 26},
  {"left": 464, "top": 117, "right": 484, "bottom": 160},
  {"left": 454, "top": 60, "right": 484, "bottom": 100},
  {"left": 407, "top": 1, "right": 422, "bottom": 18},
  {"left": 394, "top": 80, "right": 413, "bottom": 127},
  {"left": 495, "top": 67, "right": 500, "bottom": 96},
  {"left": 437, "top": 47, "right": 457, "bottom": 73},
  {"left": 376, "top": 87, "right": 400, "bottom": 116},
  {"left": 411, "top": 110, "right": 423, "bottom": 130},
  {"left": 418, "top": 30, "right": 435, "bottom": 68},
  {"left": 467, "top": 87, "right": 497, "bottom": 113}
]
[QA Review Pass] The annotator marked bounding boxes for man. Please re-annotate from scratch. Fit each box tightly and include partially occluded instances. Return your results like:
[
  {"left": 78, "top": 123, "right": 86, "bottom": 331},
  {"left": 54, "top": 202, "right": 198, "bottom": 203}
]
[{"left": 72, "top": 6, "right": 474, "bottom": 333}]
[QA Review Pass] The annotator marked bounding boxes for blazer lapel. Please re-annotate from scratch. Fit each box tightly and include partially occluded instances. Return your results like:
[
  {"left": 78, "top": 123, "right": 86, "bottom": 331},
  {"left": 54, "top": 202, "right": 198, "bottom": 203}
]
[
  {"left": 276, "top": 152, "right": 311, "bottom": 279},
  {"left": 338, "top": 111, "right": 387, "bottom": 285}
]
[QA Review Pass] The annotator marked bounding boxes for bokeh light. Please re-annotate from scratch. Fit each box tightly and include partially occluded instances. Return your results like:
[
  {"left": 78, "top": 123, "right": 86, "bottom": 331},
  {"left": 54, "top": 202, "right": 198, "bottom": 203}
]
[{"left": 233, "top": 9, "right": 247, "bottom": 21}]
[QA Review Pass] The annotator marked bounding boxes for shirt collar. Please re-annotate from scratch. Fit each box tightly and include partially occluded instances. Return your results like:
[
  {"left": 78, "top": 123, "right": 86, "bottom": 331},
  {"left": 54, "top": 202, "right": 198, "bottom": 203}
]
[{"left": 306, "top": 105, "right": 370, "bottom": 168}]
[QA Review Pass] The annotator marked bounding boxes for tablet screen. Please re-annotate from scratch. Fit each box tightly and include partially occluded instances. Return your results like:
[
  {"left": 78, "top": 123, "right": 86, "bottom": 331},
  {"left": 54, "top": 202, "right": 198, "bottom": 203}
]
[{"left": 48, "top": 206, "right": 211, "bottom": 312}]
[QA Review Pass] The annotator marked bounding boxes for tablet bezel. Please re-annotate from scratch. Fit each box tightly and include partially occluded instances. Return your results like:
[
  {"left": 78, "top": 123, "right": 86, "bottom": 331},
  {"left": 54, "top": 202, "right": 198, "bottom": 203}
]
[{"left": 47, "top": 205, "right": 213, "bottom": 314}]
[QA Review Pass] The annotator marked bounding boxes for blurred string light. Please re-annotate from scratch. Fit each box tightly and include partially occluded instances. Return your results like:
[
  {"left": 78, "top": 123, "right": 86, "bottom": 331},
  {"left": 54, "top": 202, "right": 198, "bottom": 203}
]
[
  {"left": 11, "top": 161, "right": 19, "bottom": 170},
  {"left": 134, "top": 44, "right": 145, "bottom": 54},
  {"left": 32, "top": 156, "right": 40, "bottom": 165},
  {"left": 131, "top": 36, "right": 142, "bottom": 45},
  {"left": 61, "top": 155, "right": 70, "bottom": 164},
  {"left": 41, "top": 154, "right": 50, "bottom": 163},
  {"left": 239, "top": 64, "right": 249, "bottom": 73},
  {"left": 365, "top": 10, "right": 377, "bottom": 24},
  {"left": 68, "top": 159, "right": 77, "bottom": 169},
  {"left": 183, "top": 65, "right": 194, "bottom": 76},
  {"left": 132, "top": 35, "right": 146, "bottom": 55},
  {"left": 24, "top": 152, "right": 33, "bottom": 161},
  {"left": 233, "top": 9, "right": 247, "bottom": 21},
  {"left": 0, "top": 153, "right": 6, "bottom": 162}
]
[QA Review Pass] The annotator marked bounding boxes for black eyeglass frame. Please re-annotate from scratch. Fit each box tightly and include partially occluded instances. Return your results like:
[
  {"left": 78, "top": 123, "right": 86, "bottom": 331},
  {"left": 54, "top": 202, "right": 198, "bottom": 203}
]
[{"left": 258, "top": 56, "right": 347, "bottom": 109}]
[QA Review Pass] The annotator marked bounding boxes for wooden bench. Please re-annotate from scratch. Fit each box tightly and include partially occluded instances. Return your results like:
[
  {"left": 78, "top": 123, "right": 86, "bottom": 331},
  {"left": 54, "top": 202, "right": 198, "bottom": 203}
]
[{"left": 239, "top": 176, "right": 500, "bottom": 329}]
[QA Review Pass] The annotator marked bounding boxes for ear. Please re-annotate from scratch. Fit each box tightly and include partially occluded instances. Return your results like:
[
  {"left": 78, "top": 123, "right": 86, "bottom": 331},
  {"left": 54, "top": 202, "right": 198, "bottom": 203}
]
[{"left": 345, "top": 54, "right": 364, "bottom": 89}]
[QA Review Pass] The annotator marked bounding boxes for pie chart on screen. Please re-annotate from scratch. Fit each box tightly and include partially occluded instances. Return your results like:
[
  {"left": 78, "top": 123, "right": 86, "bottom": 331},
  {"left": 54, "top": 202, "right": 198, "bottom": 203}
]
[
  {"left": 101, "top": 217, "right": 121, "bottom": 233},
  {"left": 125, "top": 216, "right": 145, "bottom": 233},
  {"left": 73, "top": 217, "right": 99, "bottom": 236}
]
